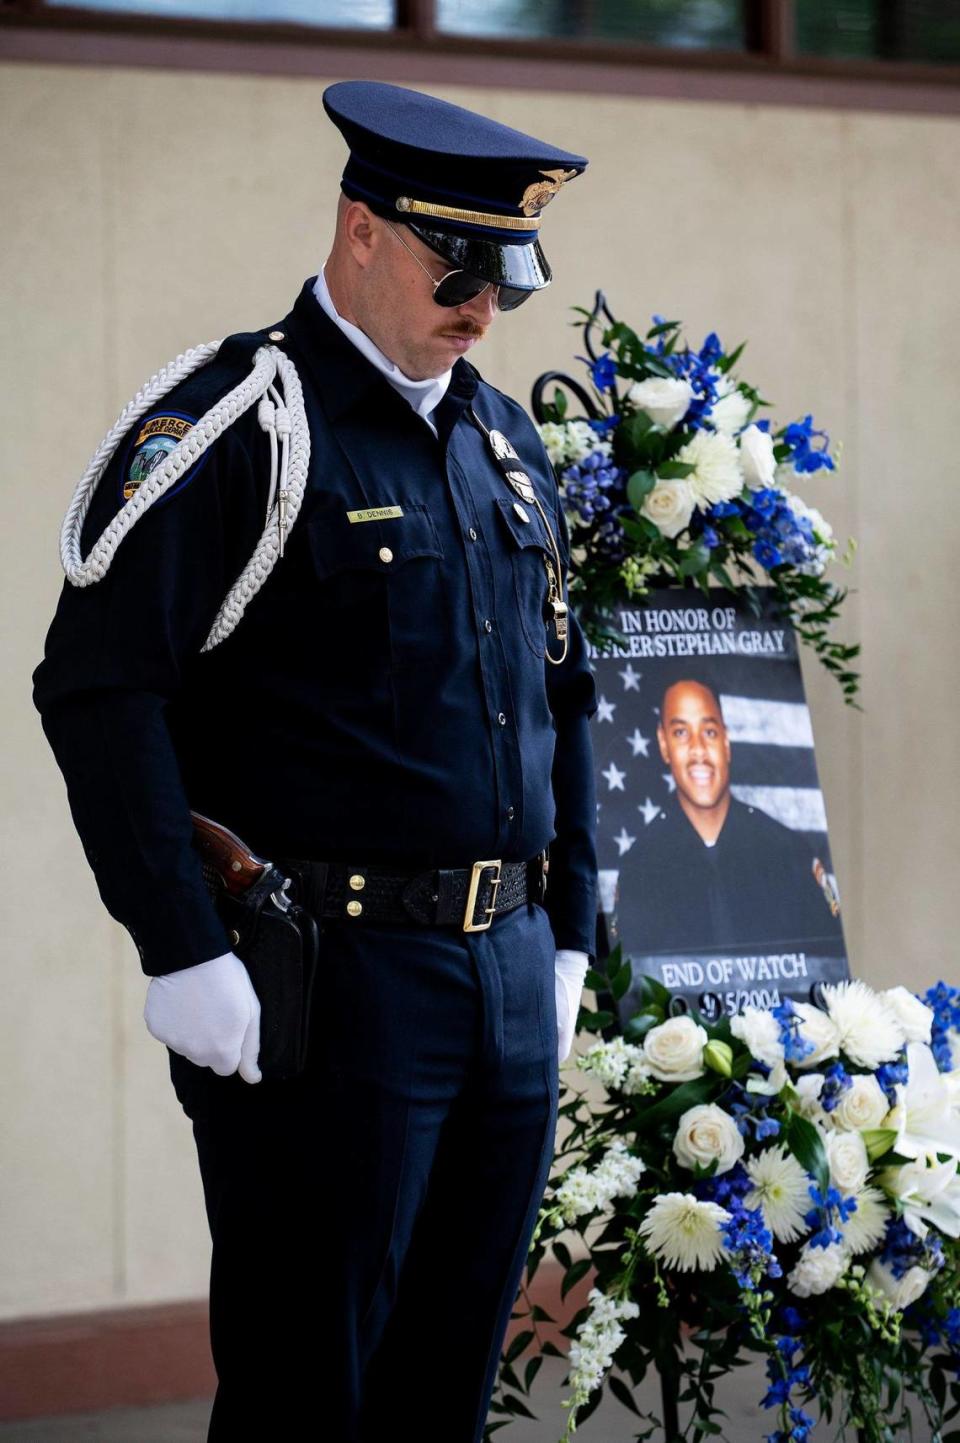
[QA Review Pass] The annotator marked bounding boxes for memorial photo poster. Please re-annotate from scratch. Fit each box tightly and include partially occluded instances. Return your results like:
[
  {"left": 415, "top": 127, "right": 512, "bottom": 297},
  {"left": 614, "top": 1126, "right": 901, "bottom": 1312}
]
[{"left": 588, "top": 587, "right": 849, "bottom": 1021}]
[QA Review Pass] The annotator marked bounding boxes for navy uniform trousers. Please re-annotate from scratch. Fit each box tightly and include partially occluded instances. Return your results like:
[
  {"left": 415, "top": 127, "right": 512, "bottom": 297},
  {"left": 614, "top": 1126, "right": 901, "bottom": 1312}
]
[{"left": 167, "top": 896, "right": 559, "bottom": 1443}]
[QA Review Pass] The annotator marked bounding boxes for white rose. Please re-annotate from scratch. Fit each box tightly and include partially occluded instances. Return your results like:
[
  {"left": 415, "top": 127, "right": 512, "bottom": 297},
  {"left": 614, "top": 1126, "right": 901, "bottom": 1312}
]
[
  {"left": 866, "top": 1259, "right": 933, "bottom": 1310},
  {"left": 831, "top": 1074, "right": 890, "bottom": 1132},
  {"left": 738, "top": 424, "right": 777, "bottom": 489},
  {"left": 825, "top": 1129, "right": 869, "bottom": 1195},
  {"left": 710, "top": 387, "right": 751, "bottom": 438},
  {"left": 643, "top": 1015, "right": 708, "bottom": 1081},
  {"left": 639, "top": 478, "right": 697, "bottom": 540},
  {"left": 673, "top": 1103, "right": 746, "bottom": 1176},
  {"left": 787, "top": 1241, "right": 849, "bottom": 1297},
  {"left": 792, "top": 1001, "right": 841, "bottom": 1069},
  {"left": 882, "top": 987, "right": 934, "bottom": 1045},
  {"left": 626, "top": 377, "right": 694, "bottom": 431}
]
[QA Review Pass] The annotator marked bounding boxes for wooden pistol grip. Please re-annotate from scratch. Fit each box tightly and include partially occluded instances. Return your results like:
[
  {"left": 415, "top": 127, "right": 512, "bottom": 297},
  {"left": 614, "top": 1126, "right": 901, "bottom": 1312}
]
[{"left": 190, "top": 809, "right": 270, "bottom": 898}]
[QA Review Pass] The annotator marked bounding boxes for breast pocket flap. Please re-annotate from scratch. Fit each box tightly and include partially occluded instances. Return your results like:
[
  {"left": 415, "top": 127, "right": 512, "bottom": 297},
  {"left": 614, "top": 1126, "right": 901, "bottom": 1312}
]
[
  {"left": 493, "top": 494, "right": 553, "bottom": 553},
  {"left": 308, "top": 504, "right": 444, "bottom": 579}
]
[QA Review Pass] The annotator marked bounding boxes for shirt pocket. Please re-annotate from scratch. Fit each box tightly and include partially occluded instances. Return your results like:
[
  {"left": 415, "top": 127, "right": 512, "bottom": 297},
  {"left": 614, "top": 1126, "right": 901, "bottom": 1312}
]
[
  {"left": 493, "top": 494, "right": 554, "bottom": 660},
  {"left": 306, "top": 502, "right": 449, "bottom": 670}
]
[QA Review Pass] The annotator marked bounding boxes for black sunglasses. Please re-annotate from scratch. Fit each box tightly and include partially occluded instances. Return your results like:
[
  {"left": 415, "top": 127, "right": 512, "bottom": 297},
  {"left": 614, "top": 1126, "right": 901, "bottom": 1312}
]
[{"left": 383, "top": 220, "right": 534, "bottom": 312}]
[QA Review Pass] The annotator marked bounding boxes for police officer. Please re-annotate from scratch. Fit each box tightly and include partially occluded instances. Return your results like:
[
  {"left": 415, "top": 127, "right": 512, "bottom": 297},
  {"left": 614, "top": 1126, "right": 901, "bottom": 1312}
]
[
  {"left": 32, "top": 81, "right": 599, "bottom": 1442},
  {"left": 622, "top": 676, "right": 844, "bottom": 954}
]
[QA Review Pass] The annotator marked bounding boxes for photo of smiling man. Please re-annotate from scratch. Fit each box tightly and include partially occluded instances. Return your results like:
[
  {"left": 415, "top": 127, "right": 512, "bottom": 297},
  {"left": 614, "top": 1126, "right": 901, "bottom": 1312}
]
[
  {"left": 625, "top": 674, "right": 843, "bottom": 957},
  {"left": 589, "top": 588, "right": 850, "bottom": 1018}
]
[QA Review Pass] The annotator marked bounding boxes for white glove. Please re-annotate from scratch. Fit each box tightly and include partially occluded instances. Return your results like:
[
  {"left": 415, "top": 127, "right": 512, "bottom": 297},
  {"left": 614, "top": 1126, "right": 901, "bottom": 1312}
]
[
  {"left": 554, "top": 948, "right": 589, "bottom": 1064},
  {"left": 144, "top": 950, "right": 262, "bottom": 1084}
]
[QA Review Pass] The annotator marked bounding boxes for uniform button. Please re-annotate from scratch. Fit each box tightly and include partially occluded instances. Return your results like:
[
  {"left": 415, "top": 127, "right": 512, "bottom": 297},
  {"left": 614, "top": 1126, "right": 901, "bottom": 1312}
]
[
  {"left": 379, "top": 546, "right": 393, "bottom": 563},
  {"left": 468, "top": 527, "right": 477, "bottom": 541},
  {"left": 506, "top": 805, "right": 515, "bottom": 820},
  {"left": 484, "top": 618, "right": 493, "bottom": 632},
  {"left": 268, "top": 330, "right": 285, "bottom": 342},
  {"left": 497, "top": 712, "right": 507, "bottom": 725}
]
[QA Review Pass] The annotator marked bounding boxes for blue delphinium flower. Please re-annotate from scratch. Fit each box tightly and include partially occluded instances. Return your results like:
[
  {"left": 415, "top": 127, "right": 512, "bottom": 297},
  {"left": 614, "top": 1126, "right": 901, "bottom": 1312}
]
[
  {"left": 641, "top": 314, "right": 724, "bottom": 430},
  {"left": 819, "top": 1062, "right": 853, "bottom": 1113},
  {"left": 922, "top": 981, "right": 960, "bottom": 1073},
  {"left": 722, "top": 1202, "right": 783, "bottom": 1289},
  {"left": 588, "top": 414, "right": 621, "bottom": 439},
  {"left": 804, "top": 1183, "right": 857, "bottom": 1249},
  {"left": 694, "top": 1160, "right": 754, "bottom": 1209},
  {"left": 578, "top": 351, "right": 618, "bottom": 393},
  {"left": 725, "top": 1081, "right": 781, "bottom": 1141},
  {"left": 881, "top": 1216, "right": 946, "bottom": 1279},
  {"left": 772, "top": 999, "right": 815, "bottom": 1065},
  {"left": 561, "top": 451, "right": 623, "bottom": 525},
  {"left": 708, "top": 498, "right": 742, "bottom": 520},
  {"left": 876, "top": 1058, "right": 909, "bottom": 1107},
  {"left": 782, "top": 414, "right": 835, "bottom": 475}
]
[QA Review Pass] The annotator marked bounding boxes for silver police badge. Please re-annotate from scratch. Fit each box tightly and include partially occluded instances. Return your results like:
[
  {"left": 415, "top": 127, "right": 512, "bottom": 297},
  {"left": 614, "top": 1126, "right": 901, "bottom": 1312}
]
[{"left": 488, "top": 429, "right": 519, "bottom": 461}]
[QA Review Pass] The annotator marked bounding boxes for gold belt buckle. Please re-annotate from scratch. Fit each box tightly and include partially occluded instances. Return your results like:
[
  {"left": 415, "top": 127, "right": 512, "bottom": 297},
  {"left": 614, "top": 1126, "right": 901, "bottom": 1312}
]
[{"left": 462, "top": 858, "right": 502, "bottom": 932}]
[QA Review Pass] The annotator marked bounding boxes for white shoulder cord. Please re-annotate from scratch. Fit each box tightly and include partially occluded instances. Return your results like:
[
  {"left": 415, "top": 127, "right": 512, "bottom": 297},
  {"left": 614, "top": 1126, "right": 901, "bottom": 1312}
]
[{"left": 58, "top": 339, "right": 310, "bottom": 652}]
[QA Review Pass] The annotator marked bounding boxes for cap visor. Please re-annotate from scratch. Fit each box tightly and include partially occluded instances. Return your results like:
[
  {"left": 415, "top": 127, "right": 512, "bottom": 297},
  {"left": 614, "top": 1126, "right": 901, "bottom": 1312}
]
[{"left": 408, "top": 222, "right": 551, "bottom": 290}]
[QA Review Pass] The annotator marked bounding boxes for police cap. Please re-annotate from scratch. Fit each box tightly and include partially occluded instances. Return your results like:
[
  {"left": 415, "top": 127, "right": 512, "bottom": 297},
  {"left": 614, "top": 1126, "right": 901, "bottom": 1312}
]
[{"left": 322, "top": 79, "right": 587, "bottom": 294}]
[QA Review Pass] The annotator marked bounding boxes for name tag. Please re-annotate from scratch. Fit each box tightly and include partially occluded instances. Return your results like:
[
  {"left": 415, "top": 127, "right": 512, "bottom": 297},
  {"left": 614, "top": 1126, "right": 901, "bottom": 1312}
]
[{"left": 346, "top": 505, "right": 404, "bottom": 523}]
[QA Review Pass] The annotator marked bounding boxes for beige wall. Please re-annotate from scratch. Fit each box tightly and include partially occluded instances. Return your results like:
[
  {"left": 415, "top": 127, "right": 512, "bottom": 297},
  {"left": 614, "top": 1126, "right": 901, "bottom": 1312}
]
[{"left": 2, "top": 62, "right": 958, "bottom": 1322}]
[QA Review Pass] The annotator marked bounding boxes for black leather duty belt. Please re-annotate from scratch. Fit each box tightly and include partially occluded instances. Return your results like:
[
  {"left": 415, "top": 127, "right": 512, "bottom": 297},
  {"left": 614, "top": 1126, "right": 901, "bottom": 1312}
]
[{"left": 274, "top": 850, "right": 549, "bottom": 933}]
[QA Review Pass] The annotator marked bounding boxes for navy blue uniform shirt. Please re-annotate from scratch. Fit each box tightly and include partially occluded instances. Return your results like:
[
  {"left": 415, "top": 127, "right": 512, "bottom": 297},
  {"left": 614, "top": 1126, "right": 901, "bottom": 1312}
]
[{"left": 32, "top": 278, "right": 600, "bottom": 976}]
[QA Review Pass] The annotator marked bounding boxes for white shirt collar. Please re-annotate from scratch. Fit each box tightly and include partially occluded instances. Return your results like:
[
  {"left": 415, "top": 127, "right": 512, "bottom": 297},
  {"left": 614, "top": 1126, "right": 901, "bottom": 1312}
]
[{"left": 312, "top": 266, "right": 452, "bottom": 437}]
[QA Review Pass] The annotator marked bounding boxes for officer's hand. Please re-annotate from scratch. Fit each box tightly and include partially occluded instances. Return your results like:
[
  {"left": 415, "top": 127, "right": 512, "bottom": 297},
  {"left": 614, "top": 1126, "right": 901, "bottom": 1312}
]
[
  {"left": 143, "top": 951, "right": 262, "bottom": 1084},
  {"left": 554, "top": 949, "right": 589, "bottom": 1065}
]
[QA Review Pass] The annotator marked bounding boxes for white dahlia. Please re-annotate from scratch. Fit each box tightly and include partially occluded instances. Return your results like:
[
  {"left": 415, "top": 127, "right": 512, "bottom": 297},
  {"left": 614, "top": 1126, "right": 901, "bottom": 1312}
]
[
  {"left": 820, "top": 980, "right": 906, "bottom": 1069},
  {"left": 787, "top": 1241, "right": 849, "bottom": 1297},
  {"left": 838, "top": 1185, "right": 890, "bottom": 1255},
  {"left": 744, "top": 1144, "right": 812, "bottom": 1243},
  {"left": 638, "top": 1193, "right": 730, "bottom": 1272},
  {"left": 881, "top": 986, "right": 934, "bottom": 1045},
  {"left": 731, "top": 1006, "right": 784, "bottom": 1071},
  {"left": 709, "top": 381, "right": 752, "bottom": 438},
  {"left": 673, "top": 429, "right": 746, "bottom": 512}
]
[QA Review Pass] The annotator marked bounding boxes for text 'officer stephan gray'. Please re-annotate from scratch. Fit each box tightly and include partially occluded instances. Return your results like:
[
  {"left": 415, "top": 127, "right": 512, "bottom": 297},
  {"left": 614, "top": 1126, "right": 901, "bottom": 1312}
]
[{"left": 32, "top": 80, "right": 600, "bottom": 1442}]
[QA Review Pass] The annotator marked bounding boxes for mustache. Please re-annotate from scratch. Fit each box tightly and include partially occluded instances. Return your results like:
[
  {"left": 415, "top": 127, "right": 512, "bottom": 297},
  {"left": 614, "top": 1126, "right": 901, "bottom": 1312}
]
[{"left": 439, "top": 320, "right": 486, "bottom": 338}]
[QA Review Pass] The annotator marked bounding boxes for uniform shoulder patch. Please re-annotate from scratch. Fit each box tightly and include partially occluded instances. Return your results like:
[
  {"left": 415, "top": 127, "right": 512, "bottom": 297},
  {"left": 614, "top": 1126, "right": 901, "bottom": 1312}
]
[{"left": 120, "top": 410, "right": 210, "bottom": 505}]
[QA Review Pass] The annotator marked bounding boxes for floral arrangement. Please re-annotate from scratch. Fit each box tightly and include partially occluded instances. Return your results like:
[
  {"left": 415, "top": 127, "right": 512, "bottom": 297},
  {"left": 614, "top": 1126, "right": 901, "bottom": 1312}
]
[
  {"left": 532, "top": 293, "right": 861, "bottom": 707},
  {"left": 486, "top": 969, "right": 960, "bottom": 1442}
]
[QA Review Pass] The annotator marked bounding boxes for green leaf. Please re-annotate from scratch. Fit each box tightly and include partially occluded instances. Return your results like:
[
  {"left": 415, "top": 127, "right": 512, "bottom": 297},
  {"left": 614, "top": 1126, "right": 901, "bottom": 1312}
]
[
  {"left": 561, "top": 1257, "right": 593, "bottom": 1300},
  {"left": 656, "top": 460, "right": 696, "bottom": 479},
  {"left": 634, "top": 1074, "right": 718, "bottom": 1133},
  {"left": 677, "top": 543, "right": 712, "bottom": 576},
  {"left": 626, "top": 411, "right": 656, "bottom": 447},
  {"left": 552, "top": 386, "right": 568, "bottom": 419},
  {"left": 523, "top": 1354, "right": 544, "bottom": 1391},
  {"left": 608, "top": 1374, "right": 643, "bottom": 1415},
  {"left": 783, "top": 1108, "right": 830, "bottom": 1191},
  {"left": 504, "top": 1329, "right": 534, "bottom": 1364},
  {"left": 626, "top": 469, "right": 658, "bottom": 509}
]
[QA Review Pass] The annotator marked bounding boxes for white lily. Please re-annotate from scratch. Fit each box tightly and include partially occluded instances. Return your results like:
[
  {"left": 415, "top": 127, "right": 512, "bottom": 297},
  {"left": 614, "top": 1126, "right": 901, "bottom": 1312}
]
[
  {"left": 886, "top": 1041, "right": 960, "bottom": 1160},
  {"left": 879, "top": 1153, "right": 960, "bottom": 1240}
]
